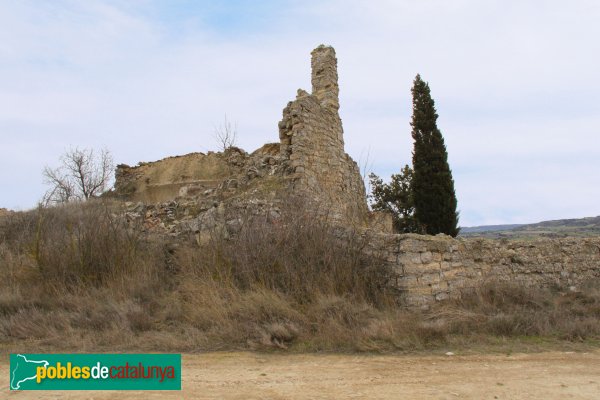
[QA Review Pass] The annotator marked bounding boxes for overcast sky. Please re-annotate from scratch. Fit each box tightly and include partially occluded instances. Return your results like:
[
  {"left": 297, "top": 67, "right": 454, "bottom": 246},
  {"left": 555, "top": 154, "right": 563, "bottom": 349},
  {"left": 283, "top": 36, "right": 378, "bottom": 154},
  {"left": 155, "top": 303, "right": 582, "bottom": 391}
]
[{"left": 1, "top": 0, "right": 599, "bottom": 226}]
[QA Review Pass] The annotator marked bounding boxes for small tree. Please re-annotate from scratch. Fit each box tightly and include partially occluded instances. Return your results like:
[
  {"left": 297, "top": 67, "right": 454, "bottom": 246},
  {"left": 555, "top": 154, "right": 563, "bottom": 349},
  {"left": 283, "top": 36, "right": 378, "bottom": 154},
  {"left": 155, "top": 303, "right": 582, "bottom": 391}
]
[
  {"left": 43, "top": 147, "right": 114, "bottom": 205},
  {"left": 410, "top": 74, "right": 459, "bottom": 236},
  {"left": 369, "top": 166, "right": 420, "bottom": 233},
  {"left": 214, "top": 115, "right": 238, "bottom": 151}
]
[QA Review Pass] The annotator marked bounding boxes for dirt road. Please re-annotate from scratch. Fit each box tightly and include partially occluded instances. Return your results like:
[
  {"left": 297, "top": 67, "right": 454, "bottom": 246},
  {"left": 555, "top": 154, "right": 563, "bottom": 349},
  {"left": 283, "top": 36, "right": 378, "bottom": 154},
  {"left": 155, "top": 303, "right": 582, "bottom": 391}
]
[{"left": 4, "top": 351, "right": 600, "bottom": 399}]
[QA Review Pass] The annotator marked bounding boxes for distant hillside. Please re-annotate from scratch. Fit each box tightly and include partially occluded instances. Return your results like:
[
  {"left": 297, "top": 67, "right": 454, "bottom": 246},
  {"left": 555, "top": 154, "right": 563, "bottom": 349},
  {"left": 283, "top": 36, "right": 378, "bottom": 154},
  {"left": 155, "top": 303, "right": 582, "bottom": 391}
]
[
  {"left": 460, "top": 216, "right": 600, "bottom": 238},
  {"left": 460, "top": 224, "right": 524, "bottom": 234}
]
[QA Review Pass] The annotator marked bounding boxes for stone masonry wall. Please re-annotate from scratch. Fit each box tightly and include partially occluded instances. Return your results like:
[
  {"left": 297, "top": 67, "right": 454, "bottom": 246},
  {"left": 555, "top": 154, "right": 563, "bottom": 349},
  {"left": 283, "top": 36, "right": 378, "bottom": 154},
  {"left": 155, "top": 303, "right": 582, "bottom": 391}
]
[
  {"left": 114, "top": 45, "right": 368, "bottom": 228},
  {"left": 278, "top": 45, "right": 368, "bottom": 227},
  {"left": 367, "top": 233, "right": 600, "bottom": 308}
]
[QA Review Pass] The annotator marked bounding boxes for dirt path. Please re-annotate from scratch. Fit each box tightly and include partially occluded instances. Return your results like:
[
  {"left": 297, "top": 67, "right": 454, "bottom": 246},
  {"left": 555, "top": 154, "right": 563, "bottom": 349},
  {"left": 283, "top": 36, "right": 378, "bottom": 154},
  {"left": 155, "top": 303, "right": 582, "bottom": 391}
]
[{"left": 3, "top": 351, "right": 600, "bottom": 399}]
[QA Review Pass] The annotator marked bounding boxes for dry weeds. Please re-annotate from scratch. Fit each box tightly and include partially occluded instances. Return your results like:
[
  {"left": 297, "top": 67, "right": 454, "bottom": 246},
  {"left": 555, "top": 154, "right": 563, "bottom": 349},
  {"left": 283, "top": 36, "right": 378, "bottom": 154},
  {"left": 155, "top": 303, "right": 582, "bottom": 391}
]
[{"left": 1, "top": 201, "right": 600, "bottom": 353}]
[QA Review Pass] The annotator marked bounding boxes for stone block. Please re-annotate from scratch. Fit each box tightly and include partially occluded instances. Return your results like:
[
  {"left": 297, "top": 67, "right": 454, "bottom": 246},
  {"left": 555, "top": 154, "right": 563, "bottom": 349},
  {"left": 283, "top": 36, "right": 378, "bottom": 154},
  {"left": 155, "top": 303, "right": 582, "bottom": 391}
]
[{"left": 421, "top": 251, "right": 433, "bottom": 263}]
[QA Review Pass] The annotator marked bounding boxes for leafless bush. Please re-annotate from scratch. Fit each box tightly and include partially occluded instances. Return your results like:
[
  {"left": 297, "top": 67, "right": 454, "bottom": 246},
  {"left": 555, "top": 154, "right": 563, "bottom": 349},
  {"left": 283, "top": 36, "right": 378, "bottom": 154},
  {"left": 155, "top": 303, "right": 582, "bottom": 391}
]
[
  {"left": 213, "top": 115, "right": 238, "bottom": 151},
  {"left": 43, "top": 147, "right": 114, "bottom": 205},
  {"left": 4, "top": 200, "right": 161, "bottom": 286},
  {"left": 179, "top": 202, "right": 394, "bottom": 306}
]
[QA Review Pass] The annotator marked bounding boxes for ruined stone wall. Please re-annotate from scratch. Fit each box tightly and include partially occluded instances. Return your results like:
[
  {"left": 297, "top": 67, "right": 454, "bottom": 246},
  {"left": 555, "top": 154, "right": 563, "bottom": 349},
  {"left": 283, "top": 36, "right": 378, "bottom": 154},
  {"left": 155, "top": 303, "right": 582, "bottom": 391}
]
[
  {"left": 113, "top": 45, "right": 368, "bottom": 227},
  {"left": 367, "top": 233, "right": 600, "bottom": 308},
  {"left": 278, "top": 45, "right": 368, "bottom": 227}
]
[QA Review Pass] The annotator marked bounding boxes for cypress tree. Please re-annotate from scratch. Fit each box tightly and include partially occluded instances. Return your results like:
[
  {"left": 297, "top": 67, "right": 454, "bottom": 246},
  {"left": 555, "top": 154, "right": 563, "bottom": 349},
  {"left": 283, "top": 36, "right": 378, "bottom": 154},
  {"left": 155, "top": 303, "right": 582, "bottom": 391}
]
[{"left": 410, "top": 74, "right": 459, "bottom": 236}]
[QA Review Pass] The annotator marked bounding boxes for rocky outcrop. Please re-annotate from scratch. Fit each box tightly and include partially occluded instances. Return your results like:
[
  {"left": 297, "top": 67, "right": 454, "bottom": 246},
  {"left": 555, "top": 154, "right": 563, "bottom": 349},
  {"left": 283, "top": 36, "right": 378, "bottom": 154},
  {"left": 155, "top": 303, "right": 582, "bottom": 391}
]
[
  {"left": 117, "top": 144, "right": 288, "bottom": 242},
  {"left": 114, "top": 144, "right": 282, "bottom": 203}
]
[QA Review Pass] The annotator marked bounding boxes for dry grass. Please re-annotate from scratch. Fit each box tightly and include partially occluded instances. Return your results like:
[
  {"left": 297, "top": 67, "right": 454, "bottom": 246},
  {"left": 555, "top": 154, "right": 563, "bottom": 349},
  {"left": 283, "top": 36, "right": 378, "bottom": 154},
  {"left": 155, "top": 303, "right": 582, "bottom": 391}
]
[
  {"left": 1, "top": 200, "right": 600, "bottom": 353},
  {"left": 439, "top": 283, "right": 600, "bottom": 340}
]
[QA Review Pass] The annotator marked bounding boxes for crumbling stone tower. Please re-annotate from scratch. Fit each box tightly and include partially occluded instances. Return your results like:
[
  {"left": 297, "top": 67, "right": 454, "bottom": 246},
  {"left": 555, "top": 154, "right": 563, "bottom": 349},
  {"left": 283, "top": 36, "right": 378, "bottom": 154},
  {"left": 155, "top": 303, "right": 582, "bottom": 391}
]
[{"left": 278, "top": 45, "right": 368, "bottom": 226}]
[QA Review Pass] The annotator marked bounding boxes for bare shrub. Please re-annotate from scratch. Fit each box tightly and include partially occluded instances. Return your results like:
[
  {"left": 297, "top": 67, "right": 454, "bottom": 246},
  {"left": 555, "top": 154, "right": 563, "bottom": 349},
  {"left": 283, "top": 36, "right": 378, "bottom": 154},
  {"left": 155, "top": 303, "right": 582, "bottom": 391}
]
[
  {"left": 213, "top": 115, "right": 238, "bottom": 151},
  {"left": 0, "top": 210, "right": 39, "bottom": 252},
  {"left": 32, "top": 202, "right": 139, "bottom": 284},
  {"left": 181, "top": 202, "right": 394, "bottom": 307},
  {"left": 43, "top": 147, "right": 114, "bottom": 204},
  {"left": 0, "top": 201, "right": 164, "bottom": 288}
]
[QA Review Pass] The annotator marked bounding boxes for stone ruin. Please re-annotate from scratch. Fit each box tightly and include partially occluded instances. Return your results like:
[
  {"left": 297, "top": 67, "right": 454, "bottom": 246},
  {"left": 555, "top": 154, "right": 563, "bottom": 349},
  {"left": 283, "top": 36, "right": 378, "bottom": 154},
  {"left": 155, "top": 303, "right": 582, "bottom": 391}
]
[
  {"left": 113, "top": 45, "right": 600, "bottom": 308},
  {"left": 278, "top": 45, "right": 368, "bottom": 227},
  {"left": 114, "top": 45, "right": 370, "bottom": 232}
]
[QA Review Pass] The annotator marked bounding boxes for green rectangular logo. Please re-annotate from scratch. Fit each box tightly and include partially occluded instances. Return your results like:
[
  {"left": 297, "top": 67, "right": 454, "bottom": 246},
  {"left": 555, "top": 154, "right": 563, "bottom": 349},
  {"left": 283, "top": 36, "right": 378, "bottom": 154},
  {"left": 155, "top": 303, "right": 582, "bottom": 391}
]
[{"left": 9, "top": 353, "right": 181, "bottom": 390}]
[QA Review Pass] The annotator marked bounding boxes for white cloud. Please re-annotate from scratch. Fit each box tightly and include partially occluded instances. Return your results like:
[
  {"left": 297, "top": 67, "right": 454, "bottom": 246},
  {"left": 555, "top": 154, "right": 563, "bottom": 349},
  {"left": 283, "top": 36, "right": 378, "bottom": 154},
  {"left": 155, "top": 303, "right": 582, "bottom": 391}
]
[{"left": 1, "top": 0, "right": 599, "bottom": 225}]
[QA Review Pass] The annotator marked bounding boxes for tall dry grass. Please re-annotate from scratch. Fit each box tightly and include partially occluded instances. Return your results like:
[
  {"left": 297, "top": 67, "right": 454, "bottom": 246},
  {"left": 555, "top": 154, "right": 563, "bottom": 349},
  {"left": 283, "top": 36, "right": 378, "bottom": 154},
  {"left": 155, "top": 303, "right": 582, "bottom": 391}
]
[{"left": 1, "top": 200, "right": 600, "bottom": 352}]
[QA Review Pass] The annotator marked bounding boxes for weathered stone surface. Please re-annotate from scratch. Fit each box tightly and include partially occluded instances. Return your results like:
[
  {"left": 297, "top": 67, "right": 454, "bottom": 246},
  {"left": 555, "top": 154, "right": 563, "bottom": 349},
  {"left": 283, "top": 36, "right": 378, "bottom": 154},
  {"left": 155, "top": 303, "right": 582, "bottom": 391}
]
[
  {"left": 311, "top": 45, "right": 340, "bottom": 111},
  {"left": 116, "top": 143, "right": 286, "bottom": 200},
  {"left": 278, "top": 45, "right": 368, "bottom": 227},
  {"left": 114, "top": 45, "right": 368, "bottom": 228},
  {"left": 369, "top": 233, "right": 600, "bottom": 307}
]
